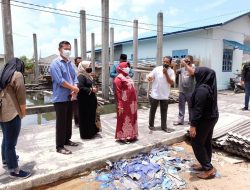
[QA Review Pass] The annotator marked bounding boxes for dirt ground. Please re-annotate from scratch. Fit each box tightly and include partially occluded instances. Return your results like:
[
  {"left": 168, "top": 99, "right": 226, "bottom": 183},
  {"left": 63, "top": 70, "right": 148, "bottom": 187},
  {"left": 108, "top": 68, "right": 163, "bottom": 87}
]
[{"left": 34, "top": 141, "right": 250, "bottom": 190}]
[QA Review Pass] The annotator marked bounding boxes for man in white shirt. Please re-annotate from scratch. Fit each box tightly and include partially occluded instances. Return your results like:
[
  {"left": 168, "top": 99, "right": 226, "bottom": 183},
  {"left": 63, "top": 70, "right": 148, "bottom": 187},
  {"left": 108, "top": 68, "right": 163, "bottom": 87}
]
[{"left": 147, "top": 56, "right": 175, "bottom": 132}]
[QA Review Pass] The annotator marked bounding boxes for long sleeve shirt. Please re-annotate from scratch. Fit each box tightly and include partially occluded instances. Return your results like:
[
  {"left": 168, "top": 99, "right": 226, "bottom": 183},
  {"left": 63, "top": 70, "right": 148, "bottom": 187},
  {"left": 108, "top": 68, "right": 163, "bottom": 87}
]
[
  {"left": 190, "top": 85, "right": 218, "bottom": 127},
  {"left": 0, "top": 72, "right": 26, "bottom": 122},
  {"left": 50, "top": 56, "right": 78, "bottom": 103}
]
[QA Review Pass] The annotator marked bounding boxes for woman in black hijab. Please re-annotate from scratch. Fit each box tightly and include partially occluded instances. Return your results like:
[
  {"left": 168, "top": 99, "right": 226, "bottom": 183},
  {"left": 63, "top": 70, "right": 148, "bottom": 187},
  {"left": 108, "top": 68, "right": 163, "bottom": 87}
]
[
  {"left": 185, "top": 66, "right": 219, "bottom": 179},
  {"left": 0, "top": 58, "right": 31, "bottom": 178},
  {"left": 0, "top": 58, "right": 25, "bottom": 90}
]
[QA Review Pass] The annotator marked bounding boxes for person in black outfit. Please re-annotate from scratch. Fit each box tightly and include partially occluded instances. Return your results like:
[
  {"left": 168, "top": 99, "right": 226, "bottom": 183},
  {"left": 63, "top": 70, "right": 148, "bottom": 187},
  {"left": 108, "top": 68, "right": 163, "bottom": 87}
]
[
  {"left": 241, "top": 62, "right": 250, "bottom": 110},
  {"left": 183, "top": 64, "right": 219, "bottom": 179},
  {"left": 77, "top": 61, "right": 99, "bottom": 139},
  {"left": 72, "top": 57, "right": 82, "bottom": 127}
]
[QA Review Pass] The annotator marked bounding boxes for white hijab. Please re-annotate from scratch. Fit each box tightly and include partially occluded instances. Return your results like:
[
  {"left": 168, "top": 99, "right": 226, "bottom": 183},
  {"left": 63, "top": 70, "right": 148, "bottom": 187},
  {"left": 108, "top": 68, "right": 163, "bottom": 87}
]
[{"left": 78, "top": 61, "right": 92, "bottom": 80}]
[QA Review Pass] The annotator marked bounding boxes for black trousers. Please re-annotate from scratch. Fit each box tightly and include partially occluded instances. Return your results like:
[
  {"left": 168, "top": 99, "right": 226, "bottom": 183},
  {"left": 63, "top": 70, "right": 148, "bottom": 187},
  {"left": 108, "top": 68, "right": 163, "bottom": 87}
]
[
  {"left": 72, "top": 100, "right": 79, "bottom": 125},
  {"left": 149, "top": 96, "right": 169, "bottom": 129},
  {"left": 191, "top": 118, "right": 218, "bottom": 171},
  {"left": 54, "top": 101, "right": 73, "bottom": 149}
]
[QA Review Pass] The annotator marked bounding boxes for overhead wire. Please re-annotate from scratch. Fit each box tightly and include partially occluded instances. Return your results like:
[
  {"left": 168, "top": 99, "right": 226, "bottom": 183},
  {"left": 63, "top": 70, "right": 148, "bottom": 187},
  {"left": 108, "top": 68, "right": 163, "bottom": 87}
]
[
  {"left": 1, "top": 1, "right": 158, "bottom": 32},
  {"left": 10, "top": 0, "right": 188, "bottom": 29},
  {"left": 0, "top": 0, "right": 248, "bottom": 42}
]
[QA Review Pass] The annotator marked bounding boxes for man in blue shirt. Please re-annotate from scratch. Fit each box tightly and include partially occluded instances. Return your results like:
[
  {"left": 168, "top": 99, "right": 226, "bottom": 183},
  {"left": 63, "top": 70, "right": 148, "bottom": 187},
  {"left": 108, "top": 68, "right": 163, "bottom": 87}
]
[{"left": 50, "top": 41, "right": 79, "bottom": 155}]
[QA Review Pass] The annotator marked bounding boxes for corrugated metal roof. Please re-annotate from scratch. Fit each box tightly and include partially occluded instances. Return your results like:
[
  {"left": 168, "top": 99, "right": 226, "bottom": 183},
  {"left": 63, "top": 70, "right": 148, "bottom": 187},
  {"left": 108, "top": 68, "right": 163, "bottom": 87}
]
[
  {"left": 115, "top": 11, "right": 250, "bottom": 45},
  {"left": 213, "top": 115, "right": 250, "bottom": 159}
]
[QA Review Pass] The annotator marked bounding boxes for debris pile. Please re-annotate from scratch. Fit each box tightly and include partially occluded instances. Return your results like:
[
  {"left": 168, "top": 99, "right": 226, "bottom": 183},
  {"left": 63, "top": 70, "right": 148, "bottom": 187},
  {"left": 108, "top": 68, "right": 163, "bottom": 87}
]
[{"left": 83, "top": 147, "right": 189, "bottom": 190}]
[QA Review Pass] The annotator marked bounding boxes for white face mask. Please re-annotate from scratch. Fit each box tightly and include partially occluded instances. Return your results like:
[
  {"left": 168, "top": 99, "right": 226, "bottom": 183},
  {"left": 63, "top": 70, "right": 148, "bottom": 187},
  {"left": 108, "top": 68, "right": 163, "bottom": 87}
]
[
  {"left": 62, "top": 49, "right": 71, "bottom": 59},
  {"left": 123, "top": 67, "right": 130, "bottom": 74}
]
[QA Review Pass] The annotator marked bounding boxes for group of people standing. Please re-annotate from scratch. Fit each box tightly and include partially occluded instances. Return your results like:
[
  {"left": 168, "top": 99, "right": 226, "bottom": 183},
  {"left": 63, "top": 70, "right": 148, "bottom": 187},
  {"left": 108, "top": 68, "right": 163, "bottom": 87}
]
[
  {"left": 0, "top": 39, "right": 219, "bottom": 180},
  {"left": 50, "top": 41, "right": 100, "bottom": 155}
]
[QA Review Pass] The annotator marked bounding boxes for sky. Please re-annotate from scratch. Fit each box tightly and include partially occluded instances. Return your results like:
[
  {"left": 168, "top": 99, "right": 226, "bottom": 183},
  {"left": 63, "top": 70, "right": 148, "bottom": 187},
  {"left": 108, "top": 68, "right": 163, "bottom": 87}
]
[{"left": 1, "top": 0, "right": 250, "bottom": 58}]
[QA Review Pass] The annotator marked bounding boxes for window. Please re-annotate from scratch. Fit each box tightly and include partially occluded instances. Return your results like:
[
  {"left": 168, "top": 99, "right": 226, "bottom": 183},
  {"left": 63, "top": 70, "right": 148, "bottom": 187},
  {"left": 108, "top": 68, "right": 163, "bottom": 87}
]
[
  {"left": 172, "top": 49, "right": 188, "bottom": 59},
  {"left": 222, "top": 49, "right": 233, "bottom": 72}
]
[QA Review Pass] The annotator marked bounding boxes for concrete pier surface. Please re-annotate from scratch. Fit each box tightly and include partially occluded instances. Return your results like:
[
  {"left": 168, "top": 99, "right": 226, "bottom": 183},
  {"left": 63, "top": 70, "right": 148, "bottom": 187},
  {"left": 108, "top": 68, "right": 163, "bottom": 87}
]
[{"left": 0, "top": 91, "right": 248, "bottom": 190}]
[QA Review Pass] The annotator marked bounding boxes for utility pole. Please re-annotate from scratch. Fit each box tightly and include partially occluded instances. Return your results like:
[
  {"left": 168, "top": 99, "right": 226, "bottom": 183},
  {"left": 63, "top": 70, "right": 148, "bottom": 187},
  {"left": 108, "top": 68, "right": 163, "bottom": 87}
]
[
  {"left": 91, "top": 33, "right": 95, "bottom": 73},
  {"left": 80, "top": 10, "right": 87, "bottom": 60},
  {"left": 133, "top": 19, "right": 139, "bottom": 81},
  {"left": 1, "top": 0, "right": 14, "bottom": 63},
  {"left": 110, "top": 27, "right": 114, "bottom": 68},
  {"left": 74, "top": 38, "right": 78, "bottom": 57},
  {"left": 101, "top": 0, "right": 109, "bottom": 99},
  {"left": 156, "top": 12, "right": 163, "bottom": 66},
  {"left": 33, "top": 33, "right": 39, "bottom": 83}
]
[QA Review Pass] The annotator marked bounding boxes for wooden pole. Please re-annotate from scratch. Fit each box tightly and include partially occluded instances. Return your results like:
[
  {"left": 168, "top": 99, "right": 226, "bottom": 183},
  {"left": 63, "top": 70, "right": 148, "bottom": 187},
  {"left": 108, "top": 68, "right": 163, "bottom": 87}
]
[
  {"left": 101, "top": 0, "right": 109, "bottom": 99},
  {"left": 1, "top": 0, "right": 14, "bottom": 63},
  {"left": 33, "top": 33, "right": 39, "bottom": 83},
  {"left": 91, "top": 33, "right": 95, "bottom": 73},
  {"left": 156, "top": 12, "right": 163, "bottom": 66},
  {"left": 80, "top": 10, "right": 87, "bottom": 59}
]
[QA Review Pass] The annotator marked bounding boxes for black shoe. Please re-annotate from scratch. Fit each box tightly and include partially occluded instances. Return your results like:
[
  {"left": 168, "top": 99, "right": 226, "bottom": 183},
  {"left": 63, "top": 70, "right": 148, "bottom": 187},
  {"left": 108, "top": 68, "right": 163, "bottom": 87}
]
[
  {"left": 148, "top": 126, "right": 156, "bottom": 131},
  {"left": 241, "top": 107, "right": 248, "bottom": 111},
  {"left": 10, "top": 170, "right": 31, "bottom": 179},
  {"left": 57, "top": 147, "right": 72, "bottom": 154},
  {"left": 65, "top": 140, "right": 79, "bottom": 147},
  {"left": 173, "top": 121, "right": 184, "bottom": 126},
  {"left": 162, "top": 128, "right": 174, "bottom": 133}
]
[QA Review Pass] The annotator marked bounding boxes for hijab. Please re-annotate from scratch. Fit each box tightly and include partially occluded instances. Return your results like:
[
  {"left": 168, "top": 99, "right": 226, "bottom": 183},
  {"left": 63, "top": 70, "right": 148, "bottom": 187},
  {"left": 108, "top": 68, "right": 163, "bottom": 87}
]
[
  {"left": 192, "top": 67, "right": 218, "bottom": 117},
  {"left": 0, "top": 58, "right": 25, "bottom": 91},
  {"left": 116, "top": 61, "right": 129, "bottom": 77},
  {"left": 77, "top": 60, "right": 93, "bottom": 81}
]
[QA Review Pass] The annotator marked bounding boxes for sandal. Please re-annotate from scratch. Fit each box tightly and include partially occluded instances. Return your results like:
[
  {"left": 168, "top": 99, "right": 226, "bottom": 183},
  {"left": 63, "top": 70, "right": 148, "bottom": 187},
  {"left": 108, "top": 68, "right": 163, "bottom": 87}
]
[
  {"left": 197, "top": 168, "right": 216, "bottom": 179},
  {"left": 191, "top": 163, "right": 205, "bottom": 171}
]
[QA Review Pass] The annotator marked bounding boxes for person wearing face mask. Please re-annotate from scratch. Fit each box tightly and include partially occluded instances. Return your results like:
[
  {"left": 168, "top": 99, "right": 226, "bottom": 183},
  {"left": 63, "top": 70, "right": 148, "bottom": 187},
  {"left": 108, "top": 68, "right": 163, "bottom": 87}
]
[
  {"left": 50, "top": 41, "right": 79, "bottom": 155},
  {"left": 183, "top": 64, "right": 219, "bottom": 179},
  {"left": 72, "top": 57, "right": 82, "bottom": 128},
  {"left": 77, "top": 61, "right": 99, "bottom": 139},
  {"left": 110, "top": 54, "right": 134, "bottom": 100},
  {"left": 146, "top": 56, "right": 175, "bottom": 132},
  {"left": 114, "top": 61, "right": 138, "bottom": 143},
  {"left": 173, "top": 55, "right": 195, "bottom": 126}
]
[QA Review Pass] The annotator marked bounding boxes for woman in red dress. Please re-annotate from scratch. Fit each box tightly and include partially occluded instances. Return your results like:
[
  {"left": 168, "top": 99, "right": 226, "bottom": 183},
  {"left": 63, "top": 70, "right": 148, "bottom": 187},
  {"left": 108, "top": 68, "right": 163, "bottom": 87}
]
[{"left": 114, "top": 62, "right": 138, "bottom": 142}]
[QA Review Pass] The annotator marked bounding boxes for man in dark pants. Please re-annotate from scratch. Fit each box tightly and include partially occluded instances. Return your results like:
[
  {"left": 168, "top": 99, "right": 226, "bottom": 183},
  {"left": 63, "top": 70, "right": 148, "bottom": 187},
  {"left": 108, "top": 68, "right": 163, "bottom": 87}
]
[
  {"left": 146, "top": 56, "right": 175, "bottom": 132},
  {"left": 50, "top": 41, "right": 79, "bottom": 154},
  {"left": 174, "top": 55, "right": 195, "bottom": 125},
  {"left": 241, "top": 62, "right": 250, "bottom": 110},
  {"left": 72, "top": 57, "right": 82, "bottom": 127}
]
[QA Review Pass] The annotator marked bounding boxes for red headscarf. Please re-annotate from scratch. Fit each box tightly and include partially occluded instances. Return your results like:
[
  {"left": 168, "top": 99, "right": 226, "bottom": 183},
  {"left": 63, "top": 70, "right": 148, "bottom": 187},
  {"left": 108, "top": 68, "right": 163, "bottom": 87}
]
[{"left": 116, "top": 61, "right": 129, "bottom": 76}]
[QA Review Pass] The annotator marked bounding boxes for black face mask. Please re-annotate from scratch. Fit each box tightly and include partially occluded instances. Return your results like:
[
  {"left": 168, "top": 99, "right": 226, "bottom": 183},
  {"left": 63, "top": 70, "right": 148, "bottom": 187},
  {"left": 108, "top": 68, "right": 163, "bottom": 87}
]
[{"left": 86, "top": 68, "right": 92, "bottom": 73}]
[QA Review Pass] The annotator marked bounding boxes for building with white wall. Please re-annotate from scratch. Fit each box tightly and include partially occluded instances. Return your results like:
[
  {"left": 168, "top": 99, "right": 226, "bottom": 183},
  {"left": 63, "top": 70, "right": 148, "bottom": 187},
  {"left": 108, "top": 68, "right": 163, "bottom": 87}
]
[{"left": 98, "top": 12, "right": 250, "bottom": 90}]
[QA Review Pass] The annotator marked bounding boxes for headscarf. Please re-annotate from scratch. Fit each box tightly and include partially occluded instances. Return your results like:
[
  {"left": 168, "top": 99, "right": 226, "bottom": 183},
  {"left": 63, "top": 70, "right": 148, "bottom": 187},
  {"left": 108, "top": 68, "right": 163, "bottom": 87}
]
[
  {"left": 116, "top": 61, "right": 129, "bottom": 77},
  {"left": 77, "top": 60, "right": 93, "bottom": 81},
  {"left": 191, "top": 67, "right": 218, "bottom": 117},
  {"left": 0, "top": 58, "right": 25, "bottom": 91}
]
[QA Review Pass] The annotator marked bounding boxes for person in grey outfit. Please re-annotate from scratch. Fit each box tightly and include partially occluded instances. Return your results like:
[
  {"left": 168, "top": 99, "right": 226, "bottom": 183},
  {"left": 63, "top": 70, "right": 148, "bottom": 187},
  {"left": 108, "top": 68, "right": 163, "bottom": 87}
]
[{"left": 174, "top": 55, "right": 195, "bottom": 125}]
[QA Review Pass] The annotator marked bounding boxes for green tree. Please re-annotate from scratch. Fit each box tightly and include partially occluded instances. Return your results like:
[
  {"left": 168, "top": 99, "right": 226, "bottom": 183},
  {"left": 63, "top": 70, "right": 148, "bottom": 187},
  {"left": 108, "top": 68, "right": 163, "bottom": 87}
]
[{"left": 20, "top": 55, "right": 34, "bottom": 71}]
